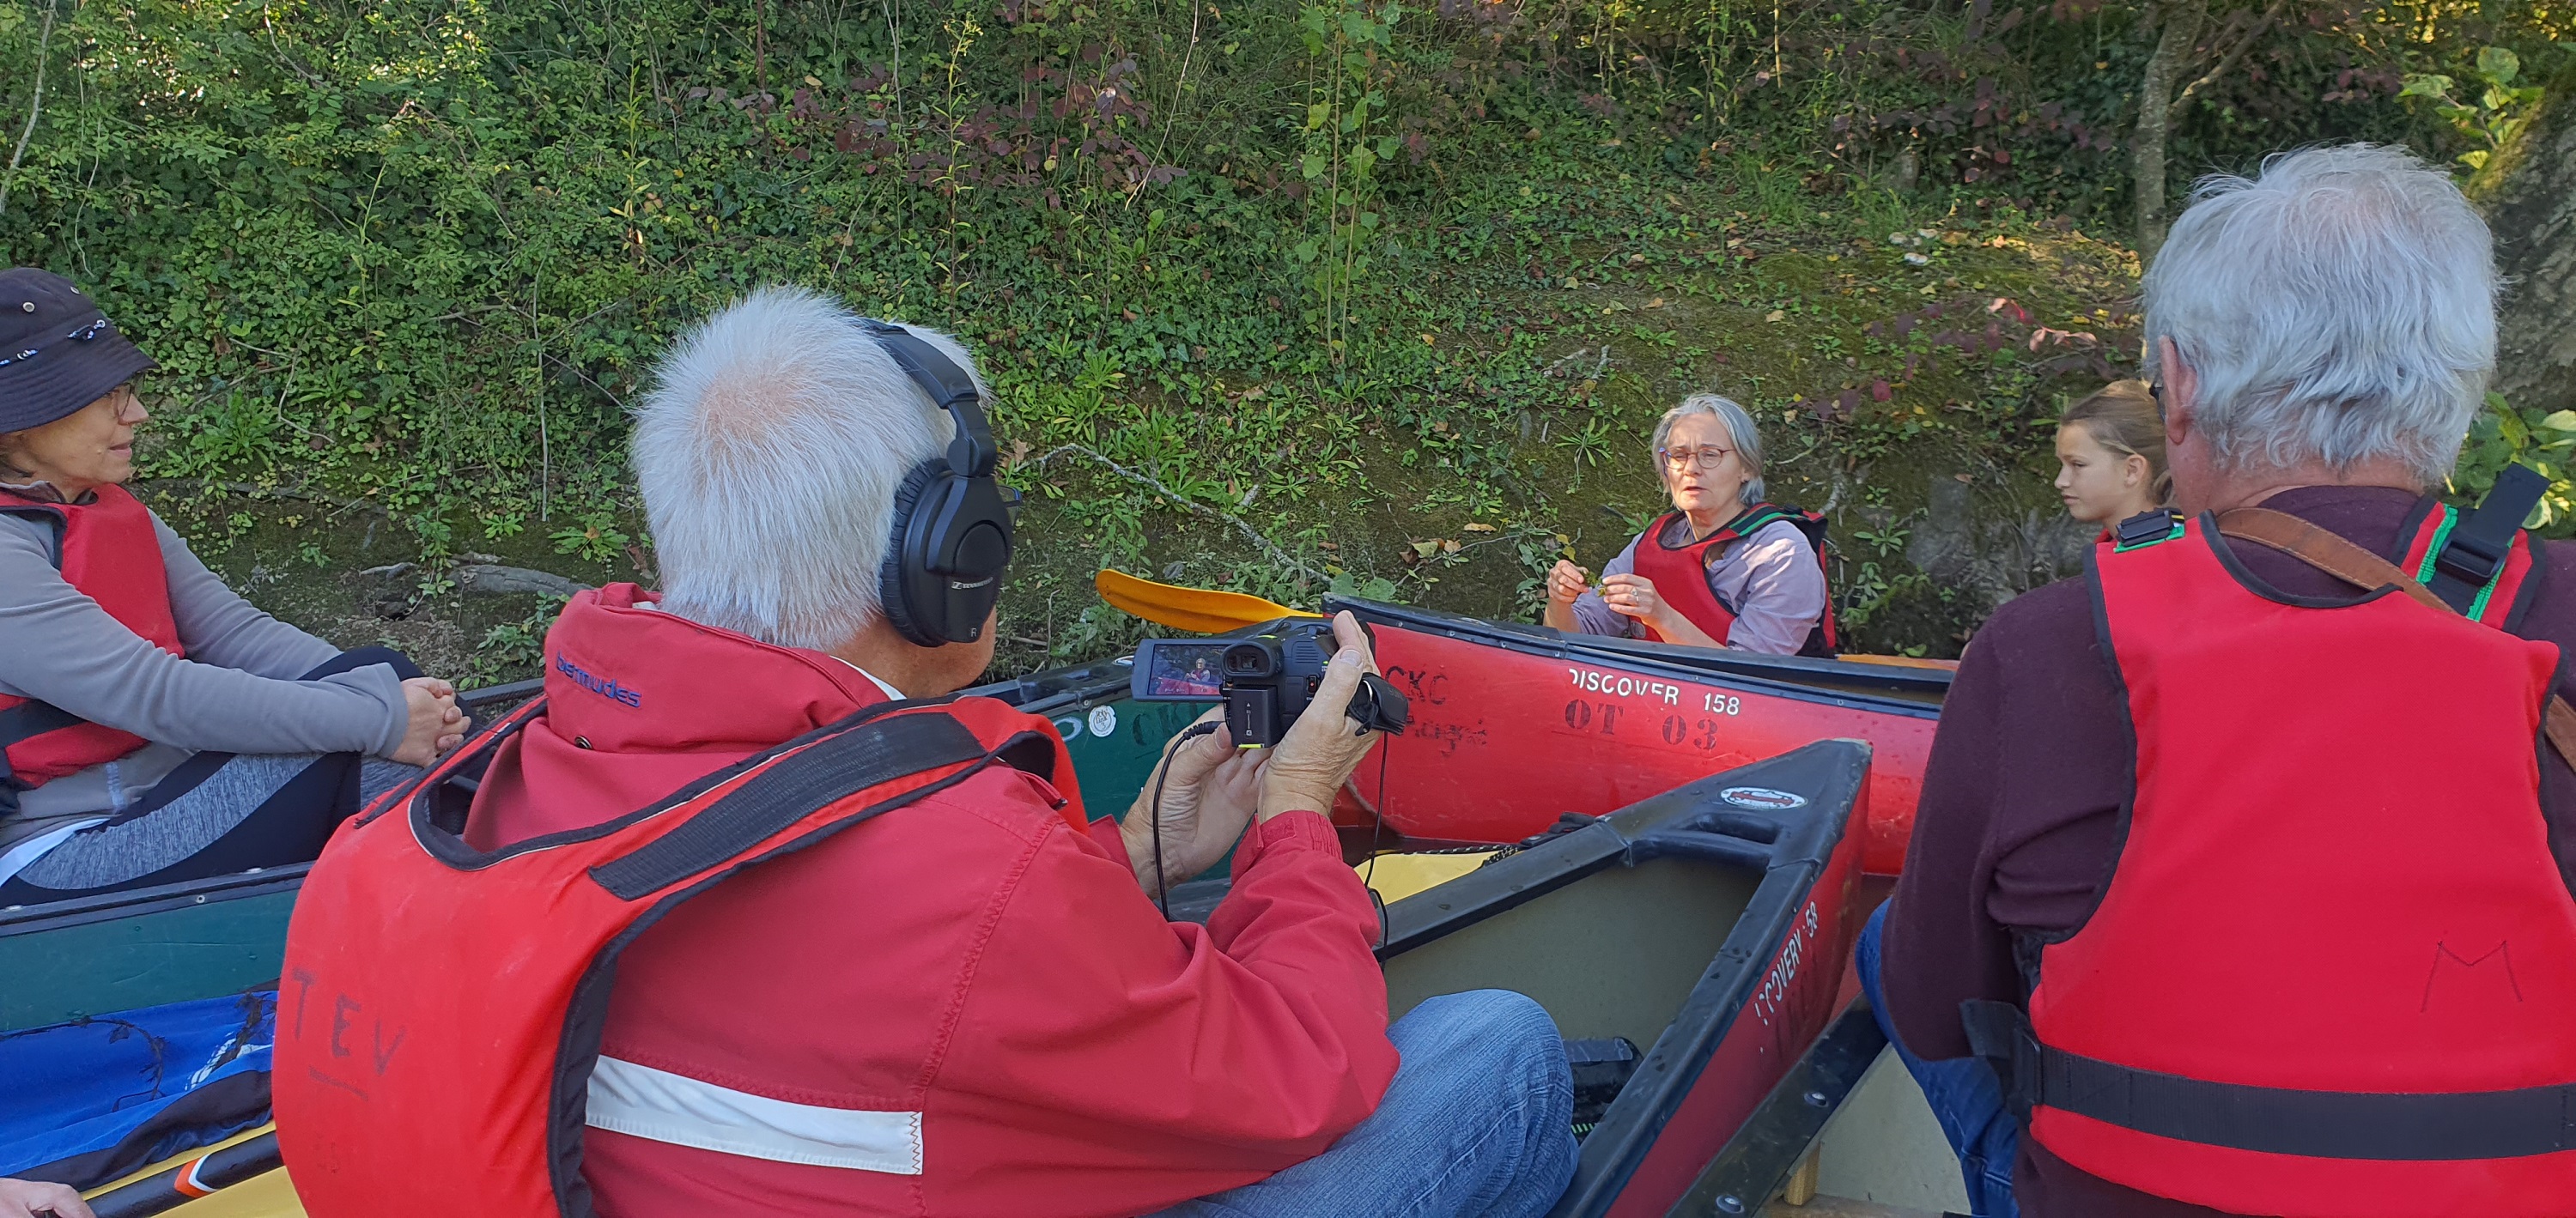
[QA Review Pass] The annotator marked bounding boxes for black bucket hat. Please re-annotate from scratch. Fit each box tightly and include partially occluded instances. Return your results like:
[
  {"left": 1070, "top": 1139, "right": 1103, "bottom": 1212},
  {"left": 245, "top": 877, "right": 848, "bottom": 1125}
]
[{"left": 0, "top": 268, "right": 158, "bottom": 435}]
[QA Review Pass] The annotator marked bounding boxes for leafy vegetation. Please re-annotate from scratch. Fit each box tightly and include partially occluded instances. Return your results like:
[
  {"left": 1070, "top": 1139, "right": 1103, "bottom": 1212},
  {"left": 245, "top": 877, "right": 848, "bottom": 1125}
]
[
  {"left": 2403, "top": 45, "right": 2550, "bottom": 171},
  {"left": 0, "top": 0, "right": 2563, "bottom": 676}
]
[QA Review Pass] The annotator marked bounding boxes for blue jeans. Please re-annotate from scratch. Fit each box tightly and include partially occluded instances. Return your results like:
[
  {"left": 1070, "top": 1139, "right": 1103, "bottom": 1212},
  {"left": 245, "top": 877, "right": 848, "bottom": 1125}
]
[
  {"left": 1857, "top": 900, "right": 2020, "bottom": 1218},
  {"left": 1154, "top": 990, "right": 1579, "bottom": 1218}
]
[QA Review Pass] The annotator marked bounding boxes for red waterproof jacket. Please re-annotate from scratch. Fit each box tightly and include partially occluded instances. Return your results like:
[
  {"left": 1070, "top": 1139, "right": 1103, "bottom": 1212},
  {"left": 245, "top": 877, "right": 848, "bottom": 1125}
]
[
  {"left": 1626, "top": 504, "right": 1838, "bottom": 657},
  {"left": 276, "top": 585, "right": 1395, "bottom": 1218},
  {"left": 1973, "top": 514, "right": 2576, "bottom": 1215},
  {"left": 0, "top": 484, "right": 182, "bottom": 790}
]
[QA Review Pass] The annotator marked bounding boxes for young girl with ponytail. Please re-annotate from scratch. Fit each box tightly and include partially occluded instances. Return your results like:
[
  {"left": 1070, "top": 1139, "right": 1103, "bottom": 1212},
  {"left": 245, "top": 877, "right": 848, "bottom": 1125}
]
[{"left": 2053, "top": 380, "right": 2171, "bottom": 530}]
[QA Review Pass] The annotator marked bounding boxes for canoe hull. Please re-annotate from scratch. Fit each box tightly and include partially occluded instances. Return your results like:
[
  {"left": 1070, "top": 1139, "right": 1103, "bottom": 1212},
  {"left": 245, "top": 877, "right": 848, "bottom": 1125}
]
[
  {"left": 1337, "top": 599, "right": 1941, "bottom": 876},
  {"left": 1372, "top": 739, "right": 1873, "bottom": 1217}
]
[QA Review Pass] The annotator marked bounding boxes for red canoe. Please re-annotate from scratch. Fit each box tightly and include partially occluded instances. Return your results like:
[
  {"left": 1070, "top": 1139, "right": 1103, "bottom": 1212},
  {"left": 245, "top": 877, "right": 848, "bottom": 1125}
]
[{"left": 1332, "top": 599, "right": 1949, "bottom": 876}]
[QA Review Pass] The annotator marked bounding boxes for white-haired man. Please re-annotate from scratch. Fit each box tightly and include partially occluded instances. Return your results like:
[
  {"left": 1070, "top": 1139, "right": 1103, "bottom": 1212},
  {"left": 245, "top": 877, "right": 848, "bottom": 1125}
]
[
  {"left": 1871, "top": 143, "right": 2576, "bottom": 1217},
  {"left": 270, "top": 288, "right": 1577, "bottom": 1217}
]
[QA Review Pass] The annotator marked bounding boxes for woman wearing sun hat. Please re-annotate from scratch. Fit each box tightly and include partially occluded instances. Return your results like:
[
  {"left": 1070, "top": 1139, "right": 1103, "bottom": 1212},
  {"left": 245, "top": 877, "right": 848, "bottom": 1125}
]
[{"left": 0, "top": 267, "right": 464, "bottom": 906}]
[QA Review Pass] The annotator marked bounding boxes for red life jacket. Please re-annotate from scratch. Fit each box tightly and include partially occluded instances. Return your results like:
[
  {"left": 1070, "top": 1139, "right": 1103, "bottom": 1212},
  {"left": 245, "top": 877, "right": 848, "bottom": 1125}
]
[
  {"left": 1968, "top": 512, "right": 2576, "bottom": 1215},
  {"left": 271, "top": 694, "right": 1084, "bottom": 1218},
  {"left": 0, "top": 484, "right": 183, "bottom": 793},
  {"left": 1625, "top": 504, "right": 1838, "bottom": 657}
]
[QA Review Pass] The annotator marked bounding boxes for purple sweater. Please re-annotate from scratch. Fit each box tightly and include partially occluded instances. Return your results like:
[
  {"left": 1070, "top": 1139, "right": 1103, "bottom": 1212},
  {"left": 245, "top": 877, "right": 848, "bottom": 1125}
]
[
  {"left": 1569, "top": 516, "right": 1827, "bottom": 654},
  {"left": 1881, "top": 485, "right": 2576, "bottom": 1216}
]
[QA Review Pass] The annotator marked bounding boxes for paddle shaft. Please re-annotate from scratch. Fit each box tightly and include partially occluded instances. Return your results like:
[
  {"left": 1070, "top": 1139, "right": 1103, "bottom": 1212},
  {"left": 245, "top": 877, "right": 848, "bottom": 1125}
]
[{"left": 82, "top": 1132, "right": 281, "bottom": 1218}]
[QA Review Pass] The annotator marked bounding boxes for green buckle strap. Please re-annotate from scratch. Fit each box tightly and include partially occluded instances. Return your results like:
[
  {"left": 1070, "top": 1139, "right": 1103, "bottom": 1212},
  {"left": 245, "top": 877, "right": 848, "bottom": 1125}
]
[{"left": 2410, "top": 506, "right": 2510, "bottom": 621}]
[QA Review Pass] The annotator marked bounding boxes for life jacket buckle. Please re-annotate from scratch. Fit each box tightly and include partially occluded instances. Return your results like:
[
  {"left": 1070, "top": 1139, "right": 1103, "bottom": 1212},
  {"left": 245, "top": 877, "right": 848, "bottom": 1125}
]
[
  {"left": 2111, "top": 510, "right": 2184, "bottom": 552},
  {"left": 2434, "top": 530, "right": 2508, "bottom": 589}
]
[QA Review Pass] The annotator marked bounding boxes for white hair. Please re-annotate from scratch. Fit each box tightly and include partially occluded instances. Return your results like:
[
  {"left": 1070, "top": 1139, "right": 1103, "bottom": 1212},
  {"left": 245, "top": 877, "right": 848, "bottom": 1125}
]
[
  {"left": 1653, "top": 394, "right": 1767, "bottom": 506},
  {"left": 2143, "top": 143, "right": 2498, "bottom": 485},
  {"left": 632, "top": 285, "right": 981, "bottom": 650}
]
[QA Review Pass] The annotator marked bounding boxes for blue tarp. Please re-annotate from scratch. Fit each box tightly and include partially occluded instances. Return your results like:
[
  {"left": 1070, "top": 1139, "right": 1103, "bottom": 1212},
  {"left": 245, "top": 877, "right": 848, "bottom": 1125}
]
[{"left": 0, "top": 990, "right": 274, "bottom": 1190}]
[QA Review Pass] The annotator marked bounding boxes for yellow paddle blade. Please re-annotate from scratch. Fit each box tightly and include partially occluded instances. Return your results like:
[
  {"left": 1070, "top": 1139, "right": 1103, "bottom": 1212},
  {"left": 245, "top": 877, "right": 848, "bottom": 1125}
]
[{"left": 1094, "top": 568, "right": 1321, "bottom": 634}]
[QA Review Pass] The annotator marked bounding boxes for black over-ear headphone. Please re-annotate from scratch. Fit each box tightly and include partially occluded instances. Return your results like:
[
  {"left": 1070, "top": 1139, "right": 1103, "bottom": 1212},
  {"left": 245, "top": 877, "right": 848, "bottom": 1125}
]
[{"left": 863, "top": 319, "right": 1015, "bottom": 647}]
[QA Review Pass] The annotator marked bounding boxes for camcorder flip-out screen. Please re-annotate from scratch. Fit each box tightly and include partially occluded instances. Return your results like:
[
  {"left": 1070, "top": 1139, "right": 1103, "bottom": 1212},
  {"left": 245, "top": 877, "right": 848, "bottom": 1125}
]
[
  {"left": 1129, "top": 624, "right": 1407, "bottom": 748},
  {"left": 1133, "top": 640, "right": 1230, "bottom": 701}
]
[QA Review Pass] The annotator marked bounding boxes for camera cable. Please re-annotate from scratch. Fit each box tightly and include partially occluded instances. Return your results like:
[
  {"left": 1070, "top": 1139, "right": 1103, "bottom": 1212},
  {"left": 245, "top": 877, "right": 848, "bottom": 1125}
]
[
  {"left": 1358, "top": 738, "right": 1394, "bottom": 948},
  {"left": 1148, "top": 719, "right": 1222, "bottom": 919}
]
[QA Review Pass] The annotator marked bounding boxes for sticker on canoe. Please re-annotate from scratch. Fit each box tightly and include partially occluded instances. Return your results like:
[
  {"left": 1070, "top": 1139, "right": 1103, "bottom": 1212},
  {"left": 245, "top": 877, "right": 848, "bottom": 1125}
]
[
  {"left": 1720, "top": 785, "right": 1809, "bottom": 810},
  {"left": 1054, "top": 717, "right": 1084, "bottom": 739},
  {"left": 1088, "top": 706, "right": 1119, "bottom": 737}
]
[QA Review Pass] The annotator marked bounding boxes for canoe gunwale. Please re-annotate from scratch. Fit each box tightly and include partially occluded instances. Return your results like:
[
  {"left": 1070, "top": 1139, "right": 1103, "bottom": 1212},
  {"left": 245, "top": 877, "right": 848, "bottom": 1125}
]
[
  {"left": 1678, "top": 999, "right": 1891, "bottom": 1216},
  {"left": 0, "top": 864, "right": 310, "bottom": 937},
  {"left": 1323, "top": 597, "right": 1947, "bottom": 717}
]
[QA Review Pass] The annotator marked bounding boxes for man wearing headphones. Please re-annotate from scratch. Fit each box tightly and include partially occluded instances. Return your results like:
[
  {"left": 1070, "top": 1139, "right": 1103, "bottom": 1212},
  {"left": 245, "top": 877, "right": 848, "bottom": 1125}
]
[{"left": 270, "top": 287, "right": 1576, "bottom": 1218}]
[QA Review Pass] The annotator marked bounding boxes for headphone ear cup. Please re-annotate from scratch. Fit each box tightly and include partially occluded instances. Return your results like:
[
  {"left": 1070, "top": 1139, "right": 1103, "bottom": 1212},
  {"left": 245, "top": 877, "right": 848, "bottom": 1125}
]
[{"left": 879, "top": 462, "right": 945, "bottom": 648}]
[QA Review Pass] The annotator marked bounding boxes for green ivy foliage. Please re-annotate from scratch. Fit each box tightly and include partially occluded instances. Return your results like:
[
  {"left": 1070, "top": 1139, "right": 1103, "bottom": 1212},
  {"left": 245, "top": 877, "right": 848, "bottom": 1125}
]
[
  {"left": 2454, "top": 394, "right": 2576, "bottom": 536},
  {"left": 0, "top": 0, "right": 2559, "bottom": 665}
]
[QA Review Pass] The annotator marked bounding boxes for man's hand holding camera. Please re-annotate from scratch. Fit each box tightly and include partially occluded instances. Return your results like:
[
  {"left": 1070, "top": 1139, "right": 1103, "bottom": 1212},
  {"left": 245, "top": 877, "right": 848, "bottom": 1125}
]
[
  {"left": 1121, "top": 612, "right": 1387, "bottom": 896},
  {"left": 1255, "top": 612, "right": 1385, "bottom": 821},
  {"left": 1121, "top": 712, "right": 1268, "bottom": 895}
]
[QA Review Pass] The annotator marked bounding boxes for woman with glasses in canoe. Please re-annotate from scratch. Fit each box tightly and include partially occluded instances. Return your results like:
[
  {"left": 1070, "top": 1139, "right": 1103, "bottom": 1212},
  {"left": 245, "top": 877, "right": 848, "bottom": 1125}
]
[
  {"left": 1544, "top": 394, "right": 1836, "bottom": 656},
  {"left": 0, "top": 267, "right": 465, "bottom": 906}
]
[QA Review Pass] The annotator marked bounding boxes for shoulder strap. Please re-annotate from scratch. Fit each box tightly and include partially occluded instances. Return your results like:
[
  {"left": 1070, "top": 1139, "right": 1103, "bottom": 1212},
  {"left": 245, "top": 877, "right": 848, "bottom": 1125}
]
[
  {"left": 583, "top": 706, "right": 1048, "bottom": 900},
  {"left": 1724, "top": 503, "right": 1805, "bottom": 542},
  {"left": 1722, "top": 503, "right": 1839, "bottom": 654},
  {"left": 2215, "top": 506, "right": 2576, "bottom": 769}
]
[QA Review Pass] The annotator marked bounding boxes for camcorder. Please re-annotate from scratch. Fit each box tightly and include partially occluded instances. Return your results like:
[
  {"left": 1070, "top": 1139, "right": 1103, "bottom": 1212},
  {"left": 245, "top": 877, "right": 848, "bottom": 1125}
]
[{"left": 1130, "top": 621, "right": 1409, "bottom": 748}]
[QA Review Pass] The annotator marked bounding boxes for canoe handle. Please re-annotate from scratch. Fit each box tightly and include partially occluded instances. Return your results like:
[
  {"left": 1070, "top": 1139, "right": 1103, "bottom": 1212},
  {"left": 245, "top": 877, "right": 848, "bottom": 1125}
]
[{"left": 1620, "top": 809, "right": 1783, "bottom": 871}]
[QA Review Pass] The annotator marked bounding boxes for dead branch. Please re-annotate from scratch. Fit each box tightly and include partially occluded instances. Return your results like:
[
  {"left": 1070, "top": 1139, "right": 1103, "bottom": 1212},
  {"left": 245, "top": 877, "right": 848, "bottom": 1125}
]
[
  {"left": 1, "top": 1, "right": 58, "bottom": 218},
  {"left": 1028, "top": 444, "right": 1329, "bottom": 581},
  {"left": 2171, "top": 0, "right": 2292, "bottom": 120}
]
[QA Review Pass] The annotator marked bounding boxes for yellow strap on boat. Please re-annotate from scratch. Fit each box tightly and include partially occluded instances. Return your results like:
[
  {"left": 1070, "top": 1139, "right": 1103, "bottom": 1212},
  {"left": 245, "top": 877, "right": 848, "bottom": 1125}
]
[{"left": 1357, "top": 851, "right": 1496, "bottom": 905}]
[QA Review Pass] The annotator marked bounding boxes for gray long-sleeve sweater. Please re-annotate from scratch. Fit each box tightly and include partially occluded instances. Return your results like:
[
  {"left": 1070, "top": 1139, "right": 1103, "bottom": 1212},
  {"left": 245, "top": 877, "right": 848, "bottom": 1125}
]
[{"left": 0, "top": 503, "right": 408, "bottom": 852}]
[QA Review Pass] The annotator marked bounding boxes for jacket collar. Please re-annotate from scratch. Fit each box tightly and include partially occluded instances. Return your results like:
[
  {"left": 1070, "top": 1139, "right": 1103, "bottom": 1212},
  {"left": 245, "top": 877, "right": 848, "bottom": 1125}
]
[
  {"left": 537, "top": 584, "right": 894, "bottom": 759},
  {"left": 0, "top": 479, "right": 76, "bottom": 505},
  {"left": 465, "top": 585, "right": 935, "bottom": 847}
]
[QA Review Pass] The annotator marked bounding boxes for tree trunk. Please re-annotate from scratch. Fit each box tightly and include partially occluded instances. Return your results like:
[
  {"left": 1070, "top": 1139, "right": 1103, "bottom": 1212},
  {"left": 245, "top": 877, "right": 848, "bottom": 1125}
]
[
  {"left": 2485, "top": 81, "right": 2576, "bottom": 414},
  {"left": 2133, "top": 0, "right": 2208, "bottom": 258}
]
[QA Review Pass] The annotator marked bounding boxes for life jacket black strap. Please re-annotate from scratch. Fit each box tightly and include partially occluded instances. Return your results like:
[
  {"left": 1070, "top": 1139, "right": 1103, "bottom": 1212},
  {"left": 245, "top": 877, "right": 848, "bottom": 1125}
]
[
  {"left": 586, "top": 711, "right": 999, "bottom": 900},
  {"left": 0, "top": 699, "right": 84, "bottom": 751},
  {"left": 1960, "top": 998, "right": 2576, "bottom": 1160},
  {"left": 0, "top": 700, "right": 86, "bottom": 806},
  {"left": 0, "top": 500, "right": 68, "bottom": 570},
  {"left": 2429, "top": 465, "right": 2548, "bottom": 614}
]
